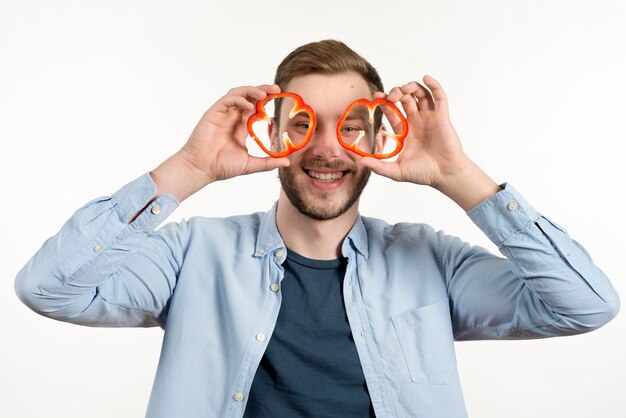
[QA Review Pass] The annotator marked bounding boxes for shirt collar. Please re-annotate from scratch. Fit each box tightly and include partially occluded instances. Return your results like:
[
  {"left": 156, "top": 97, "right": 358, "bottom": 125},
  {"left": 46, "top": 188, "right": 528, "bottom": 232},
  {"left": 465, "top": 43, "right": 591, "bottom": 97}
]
[
  {"left": 254, "top": 202, "right": 285, "bottom": 259},
  {"left": 255, "top": 202, "right": 370, "bottom": 261},
  {"left": 343, "top": 214, "right": 369, "bottom": 260}
]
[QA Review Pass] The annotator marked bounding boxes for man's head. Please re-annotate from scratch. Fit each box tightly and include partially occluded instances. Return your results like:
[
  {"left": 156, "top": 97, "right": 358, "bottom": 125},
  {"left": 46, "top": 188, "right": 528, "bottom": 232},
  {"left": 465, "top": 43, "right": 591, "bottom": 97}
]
[{"left": 273, "top": 40, "right": 384, "bottom": 221}]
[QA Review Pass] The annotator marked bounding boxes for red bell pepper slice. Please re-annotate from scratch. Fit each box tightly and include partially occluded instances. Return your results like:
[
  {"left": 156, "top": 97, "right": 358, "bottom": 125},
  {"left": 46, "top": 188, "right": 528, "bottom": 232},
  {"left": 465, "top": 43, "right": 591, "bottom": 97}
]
[
  {"left": 247, "top": 92, "right": 317, "bottom": 158},
  {"left": 336, "top": 98, "right": 408, "bottom": 159}
]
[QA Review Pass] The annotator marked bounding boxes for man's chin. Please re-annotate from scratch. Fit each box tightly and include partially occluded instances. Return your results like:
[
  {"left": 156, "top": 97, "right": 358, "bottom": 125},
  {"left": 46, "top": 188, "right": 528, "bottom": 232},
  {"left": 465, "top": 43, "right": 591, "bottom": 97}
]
[
  {"left": 294, "top": 199, "right": 353, "bottom": 221},
  {"left": 278, "top": 165, "right": 370, "bottom": 221}
]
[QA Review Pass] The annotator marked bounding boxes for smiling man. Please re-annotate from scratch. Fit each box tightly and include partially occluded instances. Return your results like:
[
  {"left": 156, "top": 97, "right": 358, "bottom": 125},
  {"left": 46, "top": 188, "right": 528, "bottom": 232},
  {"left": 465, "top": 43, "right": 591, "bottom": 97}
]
[{"left": 16, "top": 40, "right": 619, "bottom": 418}]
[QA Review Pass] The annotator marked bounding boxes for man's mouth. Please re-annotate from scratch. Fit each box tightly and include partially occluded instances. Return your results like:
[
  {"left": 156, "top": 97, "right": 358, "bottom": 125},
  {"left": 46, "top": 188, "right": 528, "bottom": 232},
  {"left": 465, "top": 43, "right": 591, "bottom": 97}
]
[{"left": 306, "top": 170, "right": 346, "bottom": 183}]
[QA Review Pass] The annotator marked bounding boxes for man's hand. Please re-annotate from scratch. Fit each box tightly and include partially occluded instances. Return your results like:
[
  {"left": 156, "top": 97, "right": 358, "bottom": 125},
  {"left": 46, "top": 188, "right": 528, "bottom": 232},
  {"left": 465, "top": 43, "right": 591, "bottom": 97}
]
[
  {"left": 151, "top": 85, "right": 290, "bottom": 202},
  {"left": 360, "top": 76, "right": 500, "bottom": 211}
]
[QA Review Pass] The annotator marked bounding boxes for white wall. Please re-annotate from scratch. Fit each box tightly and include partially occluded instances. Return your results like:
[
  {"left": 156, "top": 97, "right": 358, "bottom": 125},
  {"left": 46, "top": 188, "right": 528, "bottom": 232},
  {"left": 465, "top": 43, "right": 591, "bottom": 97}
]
[{"left": 1, "top": 0, "right": 624, "bottom": 417}]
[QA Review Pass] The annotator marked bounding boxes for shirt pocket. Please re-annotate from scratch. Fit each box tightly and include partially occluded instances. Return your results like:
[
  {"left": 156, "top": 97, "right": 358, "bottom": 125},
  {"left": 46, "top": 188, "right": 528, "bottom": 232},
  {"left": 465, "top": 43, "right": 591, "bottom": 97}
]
[{"left": 391, "top": 299, "right": 457, "bottom": 385}]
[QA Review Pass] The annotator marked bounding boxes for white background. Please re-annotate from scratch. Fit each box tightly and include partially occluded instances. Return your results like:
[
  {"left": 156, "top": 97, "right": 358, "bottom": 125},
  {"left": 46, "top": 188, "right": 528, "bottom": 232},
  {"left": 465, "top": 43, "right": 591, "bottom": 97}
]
[{"left": 1, "top": 0, "right": 625, "bottom": 417}]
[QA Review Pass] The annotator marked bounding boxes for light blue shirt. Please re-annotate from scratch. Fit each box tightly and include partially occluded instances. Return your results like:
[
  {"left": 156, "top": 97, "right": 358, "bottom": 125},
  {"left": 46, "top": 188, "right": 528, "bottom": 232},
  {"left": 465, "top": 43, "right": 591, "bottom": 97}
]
[{"left": 15, "top": 173, "right": 619, "bottom": 418}]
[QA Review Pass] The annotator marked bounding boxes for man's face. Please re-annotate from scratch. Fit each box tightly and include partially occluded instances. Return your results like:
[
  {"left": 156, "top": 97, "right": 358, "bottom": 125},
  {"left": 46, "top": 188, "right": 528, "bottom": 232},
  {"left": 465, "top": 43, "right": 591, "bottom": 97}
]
[{"left": 273, "top": 72, "right": 374, "bottom": 221}]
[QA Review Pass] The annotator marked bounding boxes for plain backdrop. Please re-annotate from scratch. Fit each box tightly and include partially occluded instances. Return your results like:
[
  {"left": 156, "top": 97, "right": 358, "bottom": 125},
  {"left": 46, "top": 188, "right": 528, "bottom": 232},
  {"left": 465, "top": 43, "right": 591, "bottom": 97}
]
[{"left": 1, "top": 0, "right": 625, "bottom": 417}]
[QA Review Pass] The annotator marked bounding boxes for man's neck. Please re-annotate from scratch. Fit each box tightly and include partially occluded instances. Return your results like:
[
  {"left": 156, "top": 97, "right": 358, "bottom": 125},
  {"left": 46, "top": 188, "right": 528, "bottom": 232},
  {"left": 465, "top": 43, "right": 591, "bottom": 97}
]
[{"left": 275, "top": 192, "right": 358, "bottom": 260}]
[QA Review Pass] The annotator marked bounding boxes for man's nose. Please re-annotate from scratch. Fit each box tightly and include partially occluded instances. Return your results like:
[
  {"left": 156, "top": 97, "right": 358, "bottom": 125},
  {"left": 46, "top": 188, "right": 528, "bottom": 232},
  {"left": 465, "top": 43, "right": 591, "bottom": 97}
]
[{"left": 307, "top": 124, "right": 342, "bottom": 159}]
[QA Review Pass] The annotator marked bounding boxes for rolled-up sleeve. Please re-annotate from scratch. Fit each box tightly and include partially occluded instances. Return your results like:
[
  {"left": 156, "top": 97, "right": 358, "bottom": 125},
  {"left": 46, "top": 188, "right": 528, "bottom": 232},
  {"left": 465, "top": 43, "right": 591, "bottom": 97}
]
[
  {"left": 15, "top": 173, "right": 180, "bottom": 327},
  {"left": 447, "top": 184, "right": 619, "bottom": 340}
]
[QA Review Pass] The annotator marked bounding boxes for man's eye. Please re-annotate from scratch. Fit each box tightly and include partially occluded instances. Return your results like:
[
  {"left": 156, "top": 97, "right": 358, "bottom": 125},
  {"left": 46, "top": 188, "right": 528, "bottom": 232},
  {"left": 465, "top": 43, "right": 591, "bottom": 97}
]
[
  {"left": 297, "top": 123, "right": 310, "bottom": 130},
  {"left": 342, "top": 126, "right": 362, "bottom": 133}
]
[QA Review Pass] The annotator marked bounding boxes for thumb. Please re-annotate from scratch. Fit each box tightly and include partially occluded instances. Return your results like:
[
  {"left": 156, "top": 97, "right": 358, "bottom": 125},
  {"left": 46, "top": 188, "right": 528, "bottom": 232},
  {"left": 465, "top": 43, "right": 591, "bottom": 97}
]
[
  {"left": 360, "top": 157, "right": 401, "bottom": 181},
  {"left": 245, "top": 156, "right": 290, "bottom": 175}
]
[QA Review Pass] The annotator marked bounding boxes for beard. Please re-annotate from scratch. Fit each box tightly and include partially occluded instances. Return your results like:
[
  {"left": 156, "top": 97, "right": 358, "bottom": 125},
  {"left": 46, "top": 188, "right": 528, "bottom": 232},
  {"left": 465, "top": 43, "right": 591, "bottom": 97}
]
[{"left": 278, "top": 159, "right": 371, "bottom": 221}]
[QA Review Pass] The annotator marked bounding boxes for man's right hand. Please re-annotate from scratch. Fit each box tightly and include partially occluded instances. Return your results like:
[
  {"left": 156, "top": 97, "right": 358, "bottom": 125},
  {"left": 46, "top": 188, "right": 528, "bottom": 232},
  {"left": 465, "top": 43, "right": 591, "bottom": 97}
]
[{"left": 150, "top": 85, "right": 290, "bottom": 202}]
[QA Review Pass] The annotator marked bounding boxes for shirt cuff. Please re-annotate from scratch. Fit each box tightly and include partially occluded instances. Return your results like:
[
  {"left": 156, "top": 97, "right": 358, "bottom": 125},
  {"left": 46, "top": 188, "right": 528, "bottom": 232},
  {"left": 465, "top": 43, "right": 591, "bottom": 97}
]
[
  {"left": 111, "top": 172, "right": 180, "bottom": 230},
  {"left": 466, "top": 183, "right": 540, "bottom": 245}
]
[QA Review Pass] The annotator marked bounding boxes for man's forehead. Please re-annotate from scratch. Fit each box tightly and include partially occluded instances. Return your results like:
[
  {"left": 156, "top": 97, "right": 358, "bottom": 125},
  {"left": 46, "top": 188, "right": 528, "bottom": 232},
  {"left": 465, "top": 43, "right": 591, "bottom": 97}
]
[
  {"left": 283, "top": 72, "right": 373, "bottom": 116},
  {"left": 285, "top": 71, "right": 372, "bottom": 101}
]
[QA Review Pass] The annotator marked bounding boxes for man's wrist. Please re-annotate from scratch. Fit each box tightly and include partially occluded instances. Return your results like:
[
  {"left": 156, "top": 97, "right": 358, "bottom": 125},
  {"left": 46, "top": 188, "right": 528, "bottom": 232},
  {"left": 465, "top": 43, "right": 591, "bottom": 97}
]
[
  {"left": 433, "top": 160, "right": 501, "bottom": 212},
  {"left": 151, "top": 152, "right": 212, "bottom": 203}
]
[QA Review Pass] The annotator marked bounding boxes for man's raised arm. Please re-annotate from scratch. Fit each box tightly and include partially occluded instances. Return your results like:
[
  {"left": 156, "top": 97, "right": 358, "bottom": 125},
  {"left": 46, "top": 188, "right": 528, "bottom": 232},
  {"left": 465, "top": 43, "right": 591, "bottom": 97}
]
[
  {"left": 362, "top": 75, "right": 619, "bottom": 336},
  {"left": 15, "top": 84, "right": 287, "bottom": 326}
]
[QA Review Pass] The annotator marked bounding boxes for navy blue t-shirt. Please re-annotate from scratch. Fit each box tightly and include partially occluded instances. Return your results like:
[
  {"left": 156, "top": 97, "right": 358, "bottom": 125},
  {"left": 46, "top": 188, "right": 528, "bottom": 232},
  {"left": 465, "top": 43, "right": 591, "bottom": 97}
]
[{"left": 243, "top": 249, "right": 375, "bottom": 417}]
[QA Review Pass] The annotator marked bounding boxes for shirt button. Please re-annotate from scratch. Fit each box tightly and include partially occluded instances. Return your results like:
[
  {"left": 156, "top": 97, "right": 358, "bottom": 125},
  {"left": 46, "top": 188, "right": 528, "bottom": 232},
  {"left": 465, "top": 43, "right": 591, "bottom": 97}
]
[
  {"left": 275, "top": 249, "right": 285, "bottom": 258},
  {"left": 233, "top": 392, "right": 245, "bottom": 402},
  {"left": 563, "top": 250, "right": 570, "bottom": 257},
  {"left": 151, "top": 204, "right": 161, "bottom": 215},
  {"left": 256, "top": 333, "right": 266, "bottom": 342},
  {"left": 507, "top": 202, "right": 519, "bottom": 212},
  {"left": 94, "top": 244, "right": 103, "bottom": 252},
  {"left": 257, "top": 249, "right": 266, "bottom": 256},
  {"left": 270, "top": 283, "right": 280, "bottom": 292}
]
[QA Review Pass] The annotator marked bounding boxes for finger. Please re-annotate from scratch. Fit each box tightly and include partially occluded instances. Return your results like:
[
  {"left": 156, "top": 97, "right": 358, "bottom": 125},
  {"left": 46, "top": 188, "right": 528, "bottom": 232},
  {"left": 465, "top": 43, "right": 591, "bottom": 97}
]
[
  {"left": 385, "top": 86, "right": 404, "bottom": 103},
  {"left": 370, "top": 94, "right": 402, "bottom": 137},
  {"left": 245, "top": 155, "right": 290, "bottom": 174},
  {"left": 243, "top": 85, "right": 281, "bottom": 103},
  {"left": 359, "top": 156, "right": 402, "bottom": 182},
  {"left": 401, "top": 81, "right": 435, "bottom": 111},
  {"left": 226, "top": 85, "right": 279, "bottom": 104},
  {"left": 381, "top": 87, "right": 406, "bottom": 133},
  {"left": 214, "top": 95, "right": 255, "bottom": 113},
  {"left": 422, "top": 75, "right": 449, "bottom": 113},
  {"left": 375, "top": 90, "right": 407, "bottom": 136},
  {"left": 398, "top": 92, "right": 419, "bottom": 117},
  {"left": 256, "top": 84, "right": 281, "bottom": 94},
  {"left": 380, "top": 106, "right": 404, "bottom": 136}
]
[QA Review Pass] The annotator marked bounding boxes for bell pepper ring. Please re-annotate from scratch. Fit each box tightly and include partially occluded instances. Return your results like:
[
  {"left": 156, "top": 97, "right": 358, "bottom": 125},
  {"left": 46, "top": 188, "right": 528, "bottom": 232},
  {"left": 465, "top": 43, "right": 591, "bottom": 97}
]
[
  {"left": 247, "top": 92, "right": 317, "bottom": 158},
  {"left": 336, "top": 98, "right": 408, "bottom": 159}
]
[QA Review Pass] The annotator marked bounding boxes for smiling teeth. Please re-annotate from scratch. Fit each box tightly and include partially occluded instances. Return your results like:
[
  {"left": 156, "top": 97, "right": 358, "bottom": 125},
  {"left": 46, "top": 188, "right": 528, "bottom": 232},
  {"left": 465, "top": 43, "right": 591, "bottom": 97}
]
[{"left": 308, "top": 171, "right": 343, "bottom": 182}]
